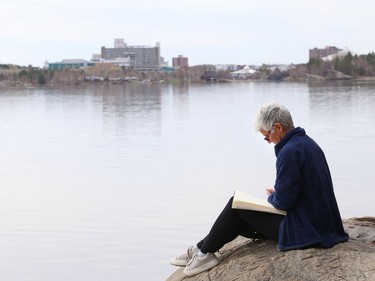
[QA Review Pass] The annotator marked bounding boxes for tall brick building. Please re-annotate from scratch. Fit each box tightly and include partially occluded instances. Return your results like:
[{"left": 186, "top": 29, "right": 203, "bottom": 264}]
[
  {"left": 172, "top": 55, "right": 189, "bottom": 68},
  {"left": 309, "top": 46, "right": 342, "bottom": 60}
]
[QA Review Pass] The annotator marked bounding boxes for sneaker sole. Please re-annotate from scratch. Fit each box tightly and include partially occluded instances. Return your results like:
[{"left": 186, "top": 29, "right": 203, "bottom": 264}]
[
  {"left": 170, "top": 259, "right": 188, "bottom": 267},
  {"left": 183, "top": 258, "right": 220, "bottom": 276}
]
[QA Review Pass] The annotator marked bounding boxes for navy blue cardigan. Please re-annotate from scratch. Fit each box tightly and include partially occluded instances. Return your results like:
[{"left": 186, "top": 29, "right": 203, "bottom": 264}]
[{"left": 268, "top": 127, "right": 348, "bottom": 251}]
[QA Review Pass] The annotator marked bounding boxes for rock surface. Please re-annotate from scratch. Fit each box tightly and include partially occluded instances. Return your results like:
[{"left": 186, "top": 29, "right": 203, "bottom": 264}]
[
  {"left": 167, "top": 217, "right": 375, "bottom": 281},
  {"left": 325, "top": 70, "right": 353, "bottom": 80}
]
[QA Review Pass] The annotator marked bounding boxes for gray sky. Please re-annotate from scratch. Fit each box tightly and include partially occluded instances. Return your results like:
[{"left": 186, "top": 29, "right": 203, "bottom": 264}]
[{"left": 1, "top": 0, "right": 375, "bottom": 67}]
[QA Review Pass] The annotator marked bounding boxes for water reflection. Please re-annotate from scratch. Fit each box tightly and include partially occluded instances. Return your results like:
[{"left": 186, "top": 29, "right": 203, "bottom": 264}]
[{"left": 307, "top": 81, "right": 375, "bottom": 219}]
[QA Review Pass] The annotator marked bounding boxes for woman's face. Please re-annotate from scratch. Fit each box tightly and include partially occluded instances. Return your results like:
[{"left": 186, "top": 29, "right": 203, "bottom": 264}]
[{"left": 260, "top": 123, "right": 284, "bottom": 145}]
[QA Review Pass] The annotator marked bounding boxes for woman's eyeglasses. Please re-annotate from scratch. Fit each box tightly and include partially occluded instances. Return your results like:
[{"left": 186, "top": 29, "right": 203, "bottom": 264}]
[{"left": 264, "top": 125, "right": 275, "bottom": 141}]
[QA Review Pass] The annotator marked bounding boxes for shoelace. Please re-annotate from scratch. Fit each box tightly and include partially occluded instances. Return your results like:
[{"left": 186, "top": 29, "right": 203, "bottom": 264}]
[
  {"left": 176, "top": 246, "right": 193, "bottom": 262},
  {"left": 186, "top": 253, "right": 197, "bottom": 267},
  {"left": 185, "top": 248, "right": 192, "bottom": 261}
]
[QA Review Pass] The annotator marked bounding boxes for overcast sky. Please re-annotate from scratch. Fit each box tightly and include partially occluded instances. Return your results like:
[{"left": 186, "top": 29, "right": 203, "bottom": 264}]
[{"left": 1, "top": 0, "right": 375, "bottom": 67}]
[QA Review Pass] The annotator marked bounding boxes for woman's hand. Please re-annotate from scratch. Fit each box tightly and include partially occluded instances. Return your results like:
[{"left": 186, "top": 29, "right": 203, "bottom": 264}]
[{"left": 266, "top": 188, "right": 275, "bottom": 196}]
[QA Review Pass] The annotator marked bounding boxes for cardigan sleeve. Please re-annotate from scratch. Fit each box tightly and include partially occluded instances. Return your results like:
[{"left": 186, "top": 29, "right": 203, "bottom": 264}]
[{"left": 268, "top": 143, "right": 303, "bottom": 210}]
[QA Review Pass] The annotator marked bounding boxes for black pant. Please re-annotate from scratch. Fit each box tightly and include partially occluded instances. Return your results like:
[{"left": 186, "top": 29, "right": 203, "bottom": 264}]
[{"left": 197, "top": 196, "right": 284, "bottom": 254}]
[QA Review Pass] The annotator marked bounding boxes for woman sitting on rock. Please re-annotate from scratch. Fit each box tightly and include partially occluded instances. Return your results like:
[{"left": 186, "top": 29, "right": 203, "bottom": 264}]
[{"left": 170, "top": 102, "right": 349, "bottom": 277}]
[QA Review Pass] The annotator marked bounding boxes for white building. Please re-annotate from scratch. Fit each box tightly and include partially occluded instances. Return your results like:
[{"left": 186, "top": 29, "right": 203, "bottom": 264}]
[
  {"left": 230, "top": 66, "right": 256, "bottom": 79},
  {"left": 322, "top": 47, "right": 350, "bottom": 61}
]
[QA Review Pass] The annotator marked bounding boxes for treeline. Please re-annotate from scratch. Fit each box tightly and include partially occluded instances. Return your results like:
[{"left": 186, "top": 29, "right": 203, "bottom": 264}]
[
  {"left": 0, "top": 64, "right": 53, "bottom": 85},
  {"left": 1, "top": 51, "right": 375, "bottom": 85},
  {"left": 302, "top": 52, "right": 375, "bottom": 77},
  {"left": 0, "top": 65, "right": 217, "bottom": 85}
]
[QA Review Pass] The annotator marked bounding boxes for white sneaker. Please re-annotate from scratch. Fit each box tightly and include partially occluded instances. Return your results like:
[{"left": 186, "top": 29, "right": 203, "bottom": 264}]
[
  {"left": 170, "top": 246, "right": 199, "bottom": 267},
  {"left": 183, "top": 252, "right": 220, "bottom": 276}
]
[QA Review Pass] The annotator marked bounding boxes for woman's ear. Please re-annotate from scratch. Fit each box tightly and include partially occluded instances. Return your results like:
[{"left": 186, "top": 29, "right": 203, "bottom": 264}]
[{"left": 274, "top": 122, "right": 283, "bottom": 132}]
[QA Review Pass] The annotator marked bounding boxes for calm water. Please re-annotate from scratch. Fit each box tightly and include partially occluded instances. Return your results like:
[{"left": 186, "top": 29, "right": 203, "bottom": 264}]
[{"left": 0, "top": 81, "right": 374, "bottom": 280}]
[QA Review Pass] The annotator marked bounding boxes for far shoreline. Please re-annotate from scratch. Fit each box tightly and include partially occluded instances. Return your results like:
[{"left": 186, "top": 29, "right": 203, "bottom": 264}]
[{"left": 2, "top": 77, "right": 375, "bottom": 89}]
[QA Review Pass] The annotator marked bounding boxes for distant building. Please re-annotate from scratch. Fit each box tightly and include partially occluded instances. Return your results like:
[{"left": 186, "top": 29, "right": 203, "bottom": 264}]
[
  {"left": 114, "top": 38, "right": 126, "bottom": 48},
  {"left": 91, "top": 54, "right": 102, "bottom": 63},
  {"left": 215, "top": 64, "right": 238, "bottom": 71},
  {"left": 101, "top": 39, "right": 161, "bottom": 70},
  {"left": 48, "top": 59, "right": 93, "bottom": 70},
  {"left": 230, "top": 66, "right": 256, "bottom": 79},
  {"left": 159, "top": 56, "right": 169, "bottom": 67},
  {"left": 309, "top": 46, "right": 342, "bottom": 60},
  {"left": 90, "top": 55, "right": 131, "bottom": 68},
  {"left": 172, "top": 55, "right": 189, "bottom": 68}
]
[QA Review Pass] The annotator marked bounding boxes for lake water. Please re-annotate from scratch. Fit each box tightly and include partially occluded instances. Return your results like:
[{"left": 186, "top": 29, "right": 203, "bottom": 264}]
[{"left": 0, "top": 81, "right": 374, "bottom": 280}]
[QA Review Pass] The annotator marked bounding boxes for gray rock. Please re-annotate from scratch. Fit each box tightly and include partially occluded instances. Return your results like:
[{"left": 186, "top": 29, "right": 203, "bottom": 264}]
[
  {"left": 325, "top": 70, "right": 353, "bottom": 80},
  {"left": 167, "top": 217, "right": 375, "bottom": 281}
]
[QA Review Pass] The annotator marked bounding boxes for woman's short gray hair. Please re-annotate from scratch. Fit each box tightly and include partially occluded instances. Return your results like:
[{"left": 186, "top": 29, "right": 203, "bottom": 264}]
[{"left": 254, "top": 102, "right": 294, "bottom": 132}]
